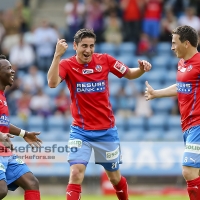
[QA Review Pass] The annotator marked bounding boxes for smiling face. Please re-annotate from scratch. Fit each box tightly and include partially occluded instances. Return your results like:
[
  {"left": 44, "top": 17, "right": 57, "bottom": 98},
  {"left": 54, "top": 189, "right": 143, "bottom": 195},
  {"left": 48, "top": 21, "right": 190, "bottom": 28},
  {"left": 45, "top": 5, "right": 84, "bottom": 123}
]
[
  {"left": 74, "top": 37, "right": 95, "bottom": 64},
  {"left": 0, "top": 59, "right": 15, "bottom": 89},
  {"left": 171, "top": 34, "right": 188, "bottom": 59}
]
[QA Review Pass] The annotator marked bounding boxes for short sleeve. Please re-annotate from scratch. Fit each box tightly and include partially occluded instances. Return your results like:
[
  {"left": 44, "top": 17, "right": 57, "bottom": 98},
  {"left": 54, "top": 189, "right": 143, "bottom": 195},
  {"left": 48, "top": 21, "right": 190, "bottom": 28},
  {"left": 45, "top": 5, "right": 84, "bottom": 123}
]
[
  {"left": 106, "top": 54, "right": 129, "bottom": 78},
  {"left": 59, "top": 59, "right": 68, "bottom": 80}
]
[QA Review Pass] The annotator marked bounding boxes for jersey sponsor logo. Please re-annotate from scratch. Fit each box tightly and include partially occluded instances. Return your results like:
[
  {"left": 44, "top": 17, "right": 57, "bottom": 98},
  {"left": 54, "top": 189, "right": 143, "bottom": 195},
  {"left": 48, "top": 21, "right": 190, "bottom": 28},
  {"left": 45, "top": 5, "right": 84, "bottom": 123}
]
[
  {"left": 76, "top": 81, "right": 106, "bottom": 93},
  {"left": 113, "top": 61, "right": 126, "bottom": 74},
  {"left": 106, "top": 146, "right": 119, "bottom": 160},
  {"left": 82, "top": 69, "right": 93, "bottom": 74},
  {"left": 16, "top": 158, "right": 25, "bottom": 164},
  {"left": 185, "top": 143, "right": 200, "bottom": 154},
  {"left": 187, "top": 65, "right": 193, "bottom": 72},
  {"left": 177, "top": 81, "right": 192, "bottom": 94},
  {"left": 0, "top": 114, "right": 10, "bottom": 127},
  {"left": 68, "top": 139, "right": 82, "bottom": 148},
  {"left": 95, "top": 65, "right": 102, "bottom": 72}
]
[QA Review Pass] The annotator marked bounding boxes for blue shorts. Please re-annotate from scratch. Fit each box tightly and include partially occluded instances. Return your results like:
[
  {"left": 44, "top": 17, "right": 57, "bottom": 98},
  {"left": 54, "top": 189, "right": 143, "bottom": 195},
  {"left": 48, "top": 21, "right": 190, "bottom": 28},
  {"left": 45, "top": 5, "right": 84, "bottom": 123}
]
[
  {"left": 0, "top": 155, "right": 31, "bottom": 191},
  {"left": 143, "top": 19, "right": 160, "bottom": 38},
  {"left": 182, "top": 125, "right": 200, "bottom": 168},
  {"left": 68, "top": 125, "right": 122, "bottom": 171}
]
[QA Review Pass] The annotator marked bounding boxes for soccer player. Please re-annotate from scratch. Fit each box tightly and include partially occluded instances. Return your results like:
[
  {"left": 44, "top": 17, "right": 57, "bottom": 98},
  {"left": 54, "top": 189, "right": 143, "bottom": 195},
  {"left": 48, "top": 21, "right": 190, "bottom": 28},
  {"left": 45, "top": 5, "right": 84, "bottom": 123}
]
[
  {"left": 0, "top": 55, "right": 42, "bottom": 200},
  {"left": 145, "top": 25, "right": 200, "bottom": 200},
  {"left": 47, "top": 28, "right": 152, "bottom": 200}
]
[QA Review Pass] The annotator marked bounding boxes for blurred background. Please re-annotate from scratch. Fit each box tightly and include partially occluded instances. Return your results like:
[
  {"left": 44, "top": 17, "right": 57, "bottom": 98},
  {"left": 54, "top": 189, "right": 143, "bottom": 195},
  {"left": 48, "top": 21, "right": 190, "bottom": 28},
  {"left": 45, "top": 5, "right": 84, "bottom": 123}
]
[{"left": 0, "top": 0, "right": 200, "bottom": 197}]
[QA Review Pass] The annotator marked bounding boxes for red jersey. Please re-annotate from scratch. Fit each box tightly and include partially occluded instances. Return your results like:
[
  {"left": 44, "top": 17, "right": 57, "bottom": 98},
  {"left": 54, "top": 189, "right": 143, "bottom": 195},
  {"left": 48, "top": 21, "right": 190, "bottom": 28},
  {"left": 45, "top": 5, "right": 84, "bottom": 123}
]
[
  {"left": 59, "top": 53, "right": 129, "bottom": 130},
  {"left": 0, "top": 90, "right": 12, "bottom": 156},
  {"left": 144, "top": 0, "right": 162, "bottom": 20},
  {"left": 176, "top": 53, "right": 200, "bottom": 131}
]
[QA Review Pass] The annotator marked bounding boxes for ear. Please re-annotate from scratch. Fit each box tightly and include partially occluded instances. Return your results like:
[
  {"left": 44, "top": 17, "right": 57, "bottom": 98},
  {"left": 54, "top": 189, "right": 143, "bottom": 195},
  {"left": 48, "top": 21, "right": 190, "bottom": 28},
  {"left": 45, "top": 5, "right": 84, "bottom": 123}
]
[
  {"left": 73, "top": 42, "right": 77, "bottom": 50},
  {"left": 185, "top": 40, "right": 190, "bottom": 48}
]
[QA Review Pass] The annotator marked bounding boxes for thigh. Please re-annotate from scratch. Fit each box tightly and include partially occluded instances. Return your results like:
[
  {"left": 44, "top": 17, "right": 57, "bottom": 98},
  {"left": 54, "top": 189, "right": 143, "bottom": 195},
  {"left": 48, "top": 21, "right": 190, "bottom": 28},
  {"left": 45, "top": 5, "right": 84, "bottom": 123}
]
[
  {"left": 68, "top": 126, "right": 93, "bottom": 165},
  {"left": 182, "top": 125, "right": 200, "bottom": 168},
  {"left": 13, "top": 172, "right": 39, "bottom": 190},
  {"left": 6, "top": 155, "right": 31, "bottom": 191},
  {"left": 93, "top": 127, "right": 122, "bottom": 171}
]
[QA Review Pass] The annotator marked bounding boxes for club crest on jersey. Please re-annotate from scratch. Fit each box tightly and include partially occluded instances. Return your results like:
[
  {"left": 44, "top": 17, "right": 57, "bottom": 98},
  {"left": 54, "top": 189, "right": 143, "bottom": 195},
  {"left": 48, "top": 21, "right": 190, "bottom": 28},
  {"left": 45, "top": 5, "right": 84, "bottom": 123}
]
[
  {"left": 113, "top": 61, "right": 126, "bottom": 74},
  {"left": 180, "top": 67, "right": 186, "bottom": 73},
  {"left": 95, "top": 65, "right": 102, "bottom": 72},
  {"left": 82, "top": 69, "right": 93, "bottom": 74},
  {"left": 187, "top": 65, "right": 193, "bottom": 72}
]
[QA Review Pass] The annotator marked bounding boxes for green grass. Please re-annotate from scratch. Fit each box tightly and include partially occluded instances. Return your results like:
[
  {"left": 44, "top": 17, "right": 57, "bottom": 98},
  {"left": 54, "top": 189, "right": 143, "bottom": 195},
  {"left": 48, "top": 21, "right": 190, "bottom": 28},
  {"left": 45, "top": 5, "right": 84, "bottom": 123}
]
[{"left": 4, "top": 195, "right": 189, "bottom": 200}]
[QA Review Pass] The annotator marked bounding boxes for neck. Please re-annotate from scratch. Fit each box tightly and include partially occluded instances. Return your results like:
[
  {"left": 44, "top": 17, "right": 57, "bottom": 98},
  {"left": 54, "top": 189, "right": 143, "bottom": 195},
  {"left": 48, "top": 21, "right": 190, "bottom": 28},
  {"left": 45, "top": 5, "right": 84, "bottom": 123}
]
[{"left": 183, "top": 48, "right": 198, "bottom": 60}]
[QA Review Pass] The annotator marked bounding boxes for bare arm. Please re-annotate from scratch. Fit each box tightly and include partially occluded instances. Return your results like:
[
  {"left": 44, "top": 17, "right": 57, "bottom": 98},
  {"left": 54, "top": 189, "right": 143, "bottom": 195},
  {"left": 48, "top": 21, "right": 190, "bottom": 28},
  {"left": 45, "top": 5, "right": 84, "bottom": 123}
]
[
  {"left": 124, "top": 60, "right": 152, "bottom": 79},
  {"left": 145, "top": 81, "right": 177, "bottom": 100},
  {"left": 10, "top": 124, "right": 42, "bottom": 148},
  {"left": 47, "top": 39, "right": 68, "bottom": 88}
]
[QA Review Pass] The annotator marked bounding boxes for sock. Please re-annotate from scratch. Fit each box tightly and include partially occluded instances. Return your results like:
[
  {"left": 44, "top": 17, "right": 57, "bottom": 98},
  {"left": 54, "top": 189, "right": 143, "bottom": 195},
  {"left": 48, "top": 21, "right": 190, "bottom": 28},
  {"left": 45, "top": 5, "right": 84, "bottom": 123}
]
[
  {"left": 113, "top": 176, "right": 129, "bottom": 200},
  {"left": 66, "top": 184, "right": 81, "bottom": 200},
  {"left": 187, "top": 177, "right": 200, "bottom": 200},
  {"left": 24, "top": 190, "right": 40, "bottom": 200}
]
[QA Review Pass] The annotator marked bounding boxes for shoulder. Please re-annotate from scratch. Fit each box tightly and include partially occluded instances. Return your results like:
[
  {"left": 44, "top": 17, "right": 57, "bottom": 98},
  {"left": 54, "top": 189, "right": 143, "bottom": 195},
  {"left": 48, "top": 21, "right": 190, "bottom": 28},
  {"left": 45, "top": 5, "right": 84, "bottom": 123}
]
[{"left": 60, "top": 56, "right": 76, "bottom": 66}]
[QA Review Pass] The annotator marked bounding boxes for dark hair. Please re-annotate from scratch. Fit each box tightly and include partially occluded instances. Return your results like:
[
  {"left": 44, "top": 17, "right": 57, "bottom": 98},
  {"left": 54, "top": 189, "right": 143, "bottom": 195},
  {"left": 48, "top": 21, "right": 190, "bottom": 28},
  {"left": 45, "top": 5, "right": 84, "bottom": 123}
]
[
  {"left": 172, "top": 25, "right": 199, "bottom": 47},
  {"left": 0, "top": 55, "right": 6, "bottom": 60},
  {"left": 74, "top": 28, "right": 96, "bottom": 44}
]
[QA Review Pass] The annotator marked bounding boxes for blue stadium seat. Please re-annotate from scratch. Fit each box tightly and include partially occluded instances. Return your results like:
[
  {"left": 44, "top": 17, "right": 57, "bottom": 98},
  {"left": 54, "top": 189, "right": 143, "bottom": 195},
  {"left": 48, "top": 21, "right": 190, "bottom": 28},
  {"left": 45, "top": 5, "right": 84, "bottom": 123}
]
[
  {"left": 118, "top": 42, "right": 136, "bottom": 56},
  {"left": 126, "top": 116, "right": 145, "bottom": 131},
  {"left": 108, "top": 72, "right": 120, "bottom": 82},
  {"left": 156, "top": 42, "right": 172, "bottom": 56},
  {"left": 46, "top": 116, "right": 65, "bottom": 132},
  {"left": 115, "top": 115, "right": 126, "bottom": 131},
  {"left": 109, "top": 82, "right": 122, "bottom": 96},
  {"left": 120, "top": 130, "right": 143, "bottom": 141},
  {"left": 146, "top": 70, "right": 166, "bottom": 84},
  {"left": 166, "top": 115, "right": 182, "bottom": 131},
  {"left": 44, "top": 82, "right": 65, "bottom": 98},
  {"left": 117, "top": 55, "right": 133, "bottom": 68},
  {"left": 146, "top": 115, "right": 167, "bottom": 131},
  {"left": 10, "top": 116, "right": 26, "bottom": 130},
  {"left": 151, "top": 98, "right": 174, "bottom": 115},
  {"left": 99, "top": 43, "right": 118, "bottom": 56},
  {"left": 163, "top": 70, "right": 177, "bottom": 84},
  {"left": 142, "top": 130, "right": 163, "bottom": 141},
  {"left": 162, "top": 129, "right": 183, "bottom": 141},
  {"left": 151, "top": 55, "right": 171, "bottom": 70},
  {"left": 168, "top": 56, "right": 179, "bottom": 70},
  {"left": 27, "top": 116, "right": 45, "bottom": 131}
]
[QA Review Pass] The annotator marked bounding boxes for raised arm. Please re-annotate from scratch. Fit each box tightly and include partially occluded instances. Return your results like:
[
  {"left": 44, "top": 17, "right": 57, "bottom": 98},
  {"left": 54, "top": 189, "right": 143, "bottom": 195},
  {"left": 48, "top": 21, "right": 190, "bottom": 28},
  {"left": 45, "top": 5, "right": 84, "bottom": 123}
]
[
  {"left": 47, "top": 39, "right": 68, "bottom": 88},
  {"left": 124, "top": 60, "right": 152, "bottom": 79},
  {"left": 145, "top": 81, "right": 177, "bottom": 100}
]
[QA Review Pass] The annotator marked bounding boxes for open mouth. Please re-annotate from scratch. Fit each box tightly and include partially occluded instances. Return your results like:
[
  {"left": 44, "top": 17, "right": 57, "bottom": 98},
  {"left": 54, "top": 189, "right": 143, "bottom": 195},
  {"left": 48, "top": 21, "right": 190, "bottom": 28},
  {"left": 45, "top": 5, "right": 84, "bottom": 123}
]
[
  {"left": 83, "top": 54, "right": 90, "bottom": 58},
  {"left": 10, "top": 75, "right": 14, "bottom": 82}
]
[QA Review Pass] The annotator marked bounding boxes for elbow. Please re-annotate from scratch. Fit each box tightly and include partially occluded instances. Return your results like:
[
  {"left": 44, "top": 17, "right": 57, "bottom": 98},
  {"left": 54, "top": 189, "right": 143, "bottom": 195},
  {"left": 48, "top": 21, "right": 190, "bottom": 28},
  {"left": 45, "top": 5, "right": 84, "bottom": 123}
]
[{"left": 48, "top": 81, "right": 57, "bottom": 88}]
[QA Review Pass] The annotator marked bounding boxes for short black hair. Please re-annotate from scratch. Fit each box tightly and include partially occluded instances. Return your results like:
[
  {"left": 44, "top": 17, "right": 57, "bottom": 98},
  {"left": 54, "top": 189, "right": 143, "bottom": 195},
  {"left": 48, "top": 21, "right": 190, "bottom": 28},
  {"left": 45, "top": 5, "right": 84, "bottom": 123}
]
[
  {"left": 0, "top": 55, "right": 7, "bottom": 68},
  {"left": 172, "top": 25, "right": 199, "bottom": 47},
  {"left": 0, "top": 55, "right": 6, "bottom": 60},
  {"left": 74, "top": 28, "right": 96, "bottom": 44}
]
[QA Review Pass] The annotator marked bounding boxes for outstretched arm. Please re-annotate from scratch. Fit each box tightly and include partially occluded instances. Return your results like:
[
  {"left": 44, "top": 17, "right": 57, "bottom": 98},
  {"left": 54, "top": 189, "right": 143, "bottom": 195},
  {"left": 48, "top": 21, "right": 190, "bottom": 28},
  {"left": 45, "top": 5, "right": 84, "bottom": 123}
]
[
  {"left": 47, "top": 39, "right": 68, "bottom": 88},
  {"left": 145, "top": 81, "right": 177, "bottom": 100},
  {"left": 124, "top": 60, "right": 152, "bottom": 79},
  {"left": 9, "top": 124, "right": 42, "bottom": 148}
]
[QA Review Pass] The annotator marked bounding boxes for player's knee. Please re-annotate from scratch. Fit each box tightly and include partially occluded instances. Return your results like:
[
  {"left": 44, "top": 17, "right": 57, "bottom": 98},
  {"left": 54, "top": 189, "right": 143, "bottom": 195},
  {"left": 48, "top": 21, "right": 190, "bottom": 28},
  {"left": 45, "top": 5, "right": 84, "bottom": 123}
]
[
  {"left": 0, "top": 187, "right": 8, "bottom": 199},
  {"left": 70, "top": 168, "right": 84, "bottom": 183},
  {"left": 26, "top": 176, "right": 40, "bottom": 190},
  {"left": 108, "top": 176, "right": 120, "bottom": 185},
  {"left": 182, "top": 167, "right": 195, "bottom": 181}
]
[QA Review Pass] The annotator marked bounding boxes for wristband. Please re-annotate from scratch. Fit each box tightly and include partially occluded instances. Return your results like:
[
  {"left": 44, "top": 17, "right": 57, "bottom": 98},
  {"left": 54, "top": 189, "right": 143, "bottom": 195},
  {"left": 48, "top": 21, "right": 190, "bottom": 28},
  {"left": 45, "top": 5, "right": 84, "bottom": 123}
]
[{"left": 19, "top": 129, "right": 26, "bottom": 138}]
